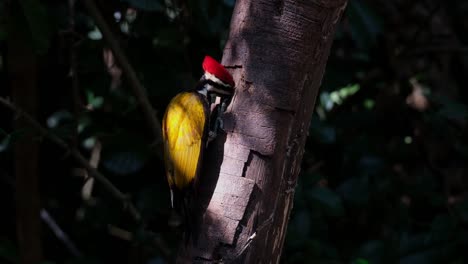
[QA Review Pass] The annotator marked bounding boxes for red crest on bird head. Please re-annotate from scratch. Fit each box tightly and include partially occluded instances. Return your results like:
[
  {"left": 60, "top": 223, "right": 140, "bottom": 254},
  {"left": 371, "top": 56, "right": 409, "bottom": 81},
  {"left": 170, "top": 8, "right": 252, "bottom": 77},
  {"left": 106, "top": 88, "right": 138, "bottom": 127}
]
[{"left": 202, "top": 56, "right": 235, "bottom": 87}]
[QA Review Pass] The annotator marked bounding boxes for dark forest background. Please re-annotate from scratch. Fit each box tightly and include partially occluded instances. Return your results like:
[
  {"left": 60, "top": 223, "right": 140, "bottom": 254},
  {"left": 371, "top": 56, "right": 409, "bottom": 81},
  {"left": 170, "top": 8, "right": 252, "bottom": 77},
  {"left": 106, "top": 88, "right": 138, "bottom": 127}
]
[{"left": 0, "top": 0, "right": 468, "bottom": 263}]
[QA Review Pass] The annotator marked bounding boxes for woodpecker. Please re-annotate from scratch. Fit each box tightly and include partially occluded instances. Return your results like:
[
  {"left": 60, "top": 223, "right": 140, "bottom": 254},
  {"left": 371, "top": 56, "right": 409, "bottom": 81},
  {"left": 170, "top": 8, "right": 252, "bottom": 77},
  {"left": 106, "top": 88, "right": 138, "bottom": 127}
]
[{"left": 162, "top": 56, "right": 235, "bottom": 233}]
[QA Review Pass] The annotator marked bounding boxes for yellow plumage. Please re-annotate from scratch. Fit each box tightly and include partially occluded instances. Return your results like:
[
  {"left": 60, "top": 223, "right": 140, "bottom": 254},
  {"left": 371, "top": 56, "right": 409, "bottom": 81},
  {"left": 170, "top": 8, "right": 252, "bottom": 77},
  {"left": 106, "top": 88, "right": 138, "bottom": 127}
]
[{"left": 162, "top": 92, "right": 208, "bottom": 191}]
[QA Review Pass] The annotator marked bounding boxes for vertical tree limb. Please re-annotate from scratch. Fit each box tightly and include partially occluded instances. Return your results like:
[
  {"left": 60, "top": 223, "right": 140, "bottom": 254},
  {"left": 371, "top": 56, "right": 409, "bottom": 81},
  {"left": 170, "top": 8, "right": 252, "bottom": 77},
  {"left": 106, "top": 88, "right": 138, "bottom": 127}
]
[
  {"left": 180, "top": 0, "right": 348, "bottom": 263},
  {"left": 7, "top": 2, "right": 43, "bottom": 263}
]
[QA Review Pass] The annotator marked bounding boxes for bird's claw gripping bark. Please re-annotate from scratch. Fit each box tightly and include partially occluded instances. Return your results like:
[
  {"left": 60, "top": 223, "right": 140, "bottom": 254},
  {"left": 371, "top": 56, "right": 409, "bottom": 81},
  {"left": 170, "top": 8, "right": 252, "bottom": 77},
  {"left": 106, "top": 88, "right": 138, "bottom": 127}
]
[{"left": 207, "top": 115, "right": 222, "bottom": 145}]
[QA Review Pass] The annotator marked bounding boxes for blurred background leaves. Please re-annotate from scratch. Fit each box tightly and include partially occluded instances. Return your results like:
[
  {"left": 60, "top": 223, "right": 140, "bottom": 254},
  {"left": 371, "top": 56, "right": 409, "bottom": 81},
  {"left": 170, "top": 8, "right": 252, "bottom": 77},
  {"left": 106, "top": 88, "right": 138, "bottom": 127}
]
[{"left": 284, "top": 0, "right": 468, "bottom": 263}]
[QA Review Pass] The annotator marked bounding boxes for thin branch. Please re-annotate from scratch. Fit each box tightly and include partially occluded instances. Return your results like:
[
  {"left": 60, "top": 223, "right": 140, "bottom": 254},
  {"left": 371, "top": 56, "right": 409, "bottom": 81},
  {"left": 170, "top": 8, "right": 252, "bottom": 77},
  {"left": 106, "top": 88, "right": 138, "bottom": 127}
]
[
  {"left": 0, "top": 97, "right": 142, "bottom": 222},
  {"left": 108, "top": 224, "right": 133, "bottom": 241},
  {"left": 0, "top": 172, "right": 81, "bottom": 257},
  {"left": 40, "top": 209, "right": 82, "bottom": 257},
  {"left": 81, "top": 139, "right": 101, "bottom": 200},
  {"left": 82, "top": 0, "right": 163, "bottom": 154}
]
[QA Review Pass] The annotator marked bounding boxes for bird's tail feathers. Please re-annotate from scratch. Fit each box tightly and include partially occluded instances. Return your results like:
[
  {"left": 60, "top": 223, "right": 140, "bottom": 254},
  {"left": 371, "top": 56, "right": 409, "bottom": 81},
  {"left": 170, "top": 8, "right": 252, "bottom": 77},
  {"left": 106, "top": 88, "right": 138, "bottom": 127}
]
[{"left": 167, "top": 188, "right": 194, "bottom": 246}]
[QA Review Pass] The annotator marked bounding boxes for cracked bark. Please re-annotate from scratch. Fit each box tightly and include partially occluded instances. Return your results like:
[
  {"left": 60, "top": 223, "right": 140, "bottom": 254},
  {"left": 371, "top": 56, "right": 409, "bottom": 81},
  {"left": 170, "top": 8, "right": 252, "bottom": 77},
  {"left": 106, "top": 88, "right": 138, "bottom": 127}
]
[{"left": 178, "top": 0, "right": 348, "bottom": 263}]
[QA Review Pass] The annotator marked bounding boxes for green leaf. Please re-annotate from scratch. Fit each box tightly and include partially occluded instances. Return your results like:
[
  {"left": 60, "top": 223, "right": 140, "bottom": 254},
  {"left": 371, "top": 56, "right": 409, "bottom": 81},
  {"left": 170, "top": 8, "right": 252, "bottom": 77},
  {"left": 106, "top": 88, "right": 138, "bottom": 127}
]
[
  {"left": 86, "top": 91, "right": 104, "bottom": 109},
  {"left": 45, "top": 111, "right": 76, "bottom": 140},
  {"left": 46, "top": 111, "right": 73, "bottom": 129},
  {"left": 363, "top": 99, "right": 375, "bottom": 110},
  {"left": 353, "top": 258, "right": 369, "bottom": 264}
]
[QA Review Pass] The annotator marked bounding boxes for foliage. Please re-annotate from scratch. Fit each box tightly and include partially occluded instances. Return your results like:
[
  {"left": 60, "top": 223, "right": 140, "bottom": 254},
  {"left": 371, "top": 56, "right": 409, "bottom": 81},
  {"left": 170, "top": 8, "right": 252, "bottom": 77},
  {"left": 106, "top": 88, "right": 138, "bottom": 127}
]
[
  {"left": 0, "top": 0, "right": 233, "bottom": 263},
  {"left": 0, "top": 0, "right": 467, "bottom": 263},
  {"left": 284, "top": 0, "right": 468, "bottom": 263}
]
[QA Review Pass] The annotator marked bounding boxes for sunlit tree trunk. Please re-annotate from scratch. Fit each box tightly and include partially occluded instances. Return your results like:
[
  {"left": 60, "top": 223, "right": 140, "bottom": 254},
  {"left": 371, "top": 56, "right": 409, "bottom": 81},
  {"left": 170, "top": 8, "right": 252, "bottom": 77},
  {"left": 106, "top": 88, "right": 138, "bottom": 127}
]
[{"left": 179, "top": 0, "right": 348, "bottom": 263}]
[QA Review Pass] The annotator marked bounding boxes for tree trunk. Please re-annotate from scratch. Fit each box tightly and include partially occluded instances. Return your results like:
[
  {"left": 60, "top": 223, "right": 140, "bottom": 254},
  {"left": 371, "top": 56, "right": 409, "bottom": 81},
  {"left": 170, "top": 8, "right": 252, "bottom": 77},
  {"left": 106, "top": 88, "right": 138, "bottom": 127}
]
[
  {"left": 8, "top": 2, "right": 43, "bottom": 263},
  {"left": 179, "top": 0, "right": 347, "bottom": 263}
]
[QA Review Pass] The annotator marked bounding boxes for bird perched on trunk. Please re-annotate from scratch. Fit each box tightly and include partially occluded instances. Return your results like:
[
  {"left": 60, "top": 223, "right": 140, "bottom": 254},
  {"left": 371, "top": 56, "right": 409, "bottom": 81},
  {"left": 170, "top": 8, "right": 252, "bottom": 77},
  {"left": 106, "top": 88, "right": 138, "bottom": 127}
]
[{"left": 162, "top": 56, "right": 235, "bottom": 241}]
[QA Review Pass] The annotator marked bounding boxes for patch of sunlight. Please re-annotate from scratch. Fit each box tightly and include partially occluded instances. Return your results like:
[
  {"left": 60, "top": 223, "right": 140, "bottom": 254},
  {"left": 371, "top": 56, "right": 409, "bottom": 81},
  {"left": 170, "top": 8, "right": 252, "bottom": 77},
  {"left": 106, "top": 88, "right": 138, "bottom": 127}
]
[
  {"left": 320, "top": 83, "right": 361, "bottom": 112},
  {"left": 404, "top": 136, "right": 412, "bottom": 144}
]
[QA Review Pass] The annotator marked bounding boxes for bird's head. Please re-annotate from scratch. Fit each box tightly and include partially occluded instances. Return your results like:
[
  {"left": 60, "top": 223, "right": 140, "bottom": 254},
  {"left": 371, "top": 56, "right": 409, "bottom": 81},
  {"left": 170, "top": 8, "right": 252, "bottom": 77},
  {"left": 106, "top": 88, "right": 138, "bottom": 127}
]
[{"left": 197, "top": 56, "right": 235, "bottom": 97}]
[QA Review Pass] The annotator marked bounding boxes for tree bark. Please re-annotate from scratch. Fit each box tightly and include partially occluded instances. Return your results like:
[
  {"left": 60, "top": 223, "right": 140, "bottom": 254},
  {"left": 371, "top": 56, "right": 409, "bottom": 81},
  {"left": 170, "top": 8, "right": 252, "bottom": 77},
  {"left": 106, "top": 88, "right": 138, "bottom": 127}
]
[
  {"left": 179, "top": 0, "right": 347, "bottom": 263},
  {"left": 7, "top": 2, "right": 43, "bottom": 263}
]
